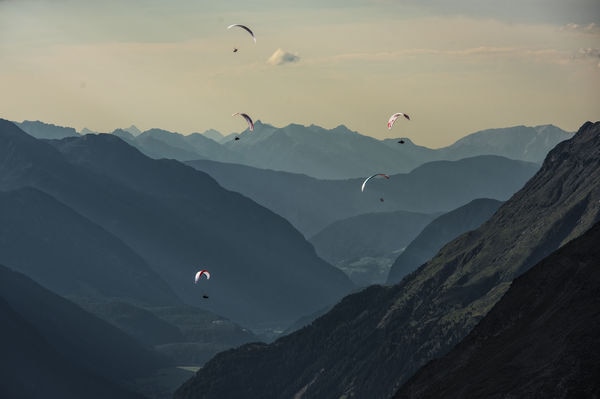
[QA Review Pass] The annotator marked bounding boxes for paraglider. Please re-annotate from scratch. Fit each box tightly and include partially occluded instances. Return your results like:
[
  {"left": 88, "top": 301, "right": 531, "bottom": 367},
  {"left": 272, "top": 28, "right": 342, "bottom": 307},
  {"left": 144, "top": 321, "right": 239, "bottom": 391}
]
[
  {"left": 194, "top": 270, "right": 210, "bottom": 283},
  {"left": 387, "top": 113, "right": 410, "bottom": 129},
  {"left": 227, "top": 24, "right": 256, "bottom": 43},
  {"left": 361, "top": 173, "right": 390, "bottom": 192},
  {"left": 195, "top": 270, "right": 211, "bottom": 299},
  {"left": 232, "top": 112, "right": 254, "bottom": 132}
]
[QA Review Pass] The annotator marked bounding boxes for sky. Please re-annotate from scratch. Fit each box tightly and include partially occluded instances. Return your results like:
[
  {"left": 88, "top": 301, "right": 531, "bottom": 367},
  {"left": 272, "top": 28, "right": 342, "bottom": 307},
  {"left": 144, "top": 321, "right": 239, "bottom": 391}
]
[{"left": 1, "top": 0, "right": 599, "bottom": 147}]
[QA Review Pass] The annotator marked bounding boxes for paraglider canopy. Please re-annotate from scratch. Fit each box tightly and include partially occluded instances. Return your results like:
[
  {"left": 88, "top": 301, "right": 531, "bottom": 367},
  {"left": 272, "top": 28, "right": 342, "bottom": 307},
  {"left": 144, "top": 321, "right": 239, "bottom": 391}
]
[
  {"left": 387, "top": 113, "right": 410, "bottom": 129},
  {"left": 194, "top": 270, "right": 211, "bottom": 283},
  {"left": 361, "top": 173, "right": 390, "bottom": 192},
  {"left": 232, "top": 112, "right": 254, "bottom": 132},
  {"left": 227, "top": 24, "right": 256, "bottom": 43}
]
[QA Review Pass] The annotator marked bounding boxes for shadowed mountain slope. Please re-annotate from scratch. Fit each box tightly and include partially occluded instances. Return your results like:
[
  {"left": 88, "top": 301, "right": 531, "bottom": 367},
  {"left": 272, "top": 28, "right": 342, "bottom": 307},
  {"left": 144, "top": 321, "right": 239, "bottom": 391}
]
[
  {"left": 0, "top": 119, "right": 354, "bottom": 329},
  {"left": 310, "top": 210, "right": 436, "bottom": 265},
  {"left": 395, "top": 221, "right": 600, "bottom": 398},
  {"left": 173, "top": 121, "right": 600, "bottom": 399},
  {"left": 0, "top": 187, "right": 180, "bottom": 305},
  {"left": 0, "top": 264, "right": 167, "bottom": 393},
  {"left": 0, "top": 296, "right": 147, "bottom": 399},
  {"left": 387, "top": 198, "right": 503, "bottom": 284},
  {"left": 309, "top": 210, "right": 437, "bottom": 285}
]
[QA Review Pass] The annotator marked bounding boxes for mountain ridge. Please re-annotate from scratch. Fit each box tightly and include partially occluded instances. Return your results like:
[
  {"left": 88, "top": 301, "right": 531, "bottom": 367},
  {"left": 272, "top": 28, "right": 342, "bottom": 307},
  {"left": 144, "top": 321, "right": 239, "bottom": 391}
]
[{"left": 12, "top": 118, "right": 572, "bottom": 179}]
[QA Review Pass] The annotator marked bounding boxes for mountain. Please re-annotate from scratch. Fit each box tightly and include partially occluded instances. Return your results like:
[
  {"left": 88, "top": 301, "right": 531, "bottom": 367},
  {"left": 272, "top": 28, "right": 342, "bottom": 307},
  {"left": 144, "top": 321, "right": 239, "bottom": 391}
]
[
  {"left": 173, "top": 121, "right": 600, "bottom": 399},
  {"left": 221, "top": 121, "right": 429, "bottom": 179},
  {"left": 387, "top": 198, "right": 503, "bottom": 284},
  {"left": 0, "top": 118, "right": 354, "bottom": 330},
  {"left": 115, "top": 127, "right": 238, "bottom": 163},
  {"left": 309, "top": 210, "right": 437, "bottom": 285},
  {"left": 77, "top": 300, "right": 259, "bottom": 365},
  {"left": 16, "top": 120, "right": 80, "bottom": 139},
  {"left": 0, "top": 264, "right": 167, "bottom": 397},
  {"left": 0, "top": 187, "right": 181, "bottom": 306},
  {"left": 13, "top": 119, "right": 571, "bottom": 179},
  {"left": 395, "top": 221, "right": 600, "bottom": 398},
  {"left": 0, "top": 296, "right": 146, "bottom": 399},
  {"left": 124, "top": 124, "right": 142, "bottom": 136},
  {"left": 437, "top": 124, "right": 572, "bottom": 163},
  {"left": 201, "top": 128, "right": 224, "bottom": 142},
  {"left": 188, "top": 156, "right": 538, "bottom": 237},
  {"left": 126, "top": 121, "right": 570, "bottom": 179}
]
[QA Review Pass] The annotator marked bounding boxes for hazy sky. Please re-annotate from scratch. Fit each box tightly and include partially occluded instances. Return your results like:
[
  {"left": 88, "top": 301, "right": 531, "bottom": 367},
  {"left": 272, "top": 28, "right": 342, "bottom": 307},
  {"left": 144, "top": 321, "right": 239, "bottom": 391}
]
[{"left": 1, "top": 0, "right": 599, "bottom": 147}]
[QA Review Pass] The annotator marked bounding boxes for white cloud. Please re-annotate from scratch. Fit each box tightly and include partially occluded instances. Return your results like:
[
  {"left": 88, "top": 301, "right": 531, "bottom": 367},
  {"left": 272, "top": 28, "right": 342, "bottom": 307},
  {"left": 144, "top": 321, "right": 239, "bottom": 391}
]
[{"left": 267, "top": 48, "right": 300, "bottom": 66}]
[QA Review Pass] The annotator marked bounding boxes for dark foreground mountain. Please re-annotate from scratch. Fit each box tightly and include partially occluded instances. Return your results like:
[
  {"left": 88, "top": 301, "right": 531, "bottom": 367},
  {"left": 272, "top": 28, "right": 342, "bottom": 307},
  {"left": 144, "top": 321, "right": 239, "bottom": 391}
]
[
  {"left": 395, "top": 221, "right": 600, "bottom": 398},
  {"left": 0, "top": 119, "right": 353, "bottom": 330},
  {"left": 188, "top": 155, "right": 537, "bottom": 237},
  {"left": 0, "top": 264, "right": 167, "bottom": 398},
  {"left": 387, "top": 198, "right": 503, "bottom": 284},
  {"left": 309, "top": 210, "right": 437, "bottom": 285},
  {"left": 173, "top": 121, "right": 600, "bottom": 399},
  {"left": 0, "top": 297, "right": 146, "bottom": 399}
]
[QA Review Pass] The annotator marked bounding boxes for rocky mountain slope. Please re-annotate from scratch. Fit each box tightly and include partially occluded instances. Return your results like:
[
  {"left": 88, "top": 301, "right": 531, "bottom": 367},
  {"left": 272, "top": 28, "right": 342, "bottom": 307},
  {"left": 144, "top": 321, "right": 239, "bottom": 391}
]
[
  {"left": 387, "top": 198, "right": 503, "bottom": 284},
  {"left": 173, "top": 121, "right": 600, "bottom": 399},
  {"left": 395, "top": 221, "right": 600, "bottom": 398}
]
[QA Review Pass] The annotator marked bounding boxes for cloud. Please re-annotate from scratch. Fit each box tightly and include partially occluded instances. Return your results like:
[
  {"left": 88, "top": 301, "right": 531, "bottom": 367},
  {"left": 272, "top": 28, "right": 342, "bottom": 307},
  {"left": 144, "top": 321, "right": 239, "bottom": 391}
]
[
  {"left": 575, "top": 47, "right": 600, "bottom": 67},
  {"left": 267, "top": 48, "right": 300, "bottom": 66},
  {"left": 560, "top": 23, "right": 600, "bottom": 34}
]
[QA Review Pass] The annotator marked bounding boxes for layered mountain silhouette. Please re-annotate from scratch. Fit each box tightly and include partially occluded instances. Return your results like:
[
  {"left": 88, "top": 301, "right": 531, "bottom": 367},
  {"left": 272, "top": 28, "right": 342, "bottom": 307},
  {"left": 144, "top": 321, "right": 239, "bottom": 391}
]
[
  {"left": 0, "top": 119, "right": 353, "bottom": 330},
  {"left": 173, "top": 121, "right": 600, "bottom": 399},
  {"left": 0, "top": 264, "right": 166, "bottom": 399},
  {"left": 395, "top": 220, "right": 600, "bottom": 398},
  {"left": 188, "top": 156, "right": 537, "bottom": 237},
  {"left": 12, "top": 119, "right": 571, "bottom": 179},
  {"left": 387, "top": 198, "right": 503, "bottom": 284}
]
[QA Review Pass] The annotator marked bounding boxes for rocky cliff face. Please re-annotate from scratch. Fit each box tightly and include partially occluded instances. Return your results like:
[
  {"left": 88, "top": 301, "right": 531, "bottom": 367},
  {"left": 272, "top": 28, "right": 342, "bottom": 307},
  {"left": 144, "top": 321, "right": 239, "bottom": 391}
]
[{"left": 395, "top": 221, "right": 600, "bottom": 398}]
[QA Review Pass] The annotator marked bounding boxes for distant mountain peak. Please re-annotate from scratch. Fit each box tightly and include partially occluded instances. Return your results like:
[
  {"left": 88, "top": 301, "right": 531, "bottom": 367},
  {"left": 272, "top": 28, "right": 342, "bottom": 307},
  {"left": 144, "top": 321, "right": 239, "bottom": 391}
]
[{"left": 123, "top": 125, "right": 141, "bottom": 136}]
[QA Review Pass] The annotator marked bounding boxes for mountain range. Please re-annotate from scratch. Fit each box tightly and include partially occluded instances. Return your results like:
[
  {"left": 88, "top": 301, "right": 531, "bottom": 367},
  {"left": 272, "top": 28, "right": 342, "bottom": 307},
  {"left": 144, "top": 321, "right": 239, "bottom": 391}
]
[
  {"left": 0, "top": 118, "right": 354, "bottom": 332},
  {"left": 173, "top": 121, "right": 600, "bottom": 398},
  {"left": 187, "top": 156, "right": 538, "bottom": 237},
  {"left": 15, "top": 119, "right": 572, "bottom": 179}
]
